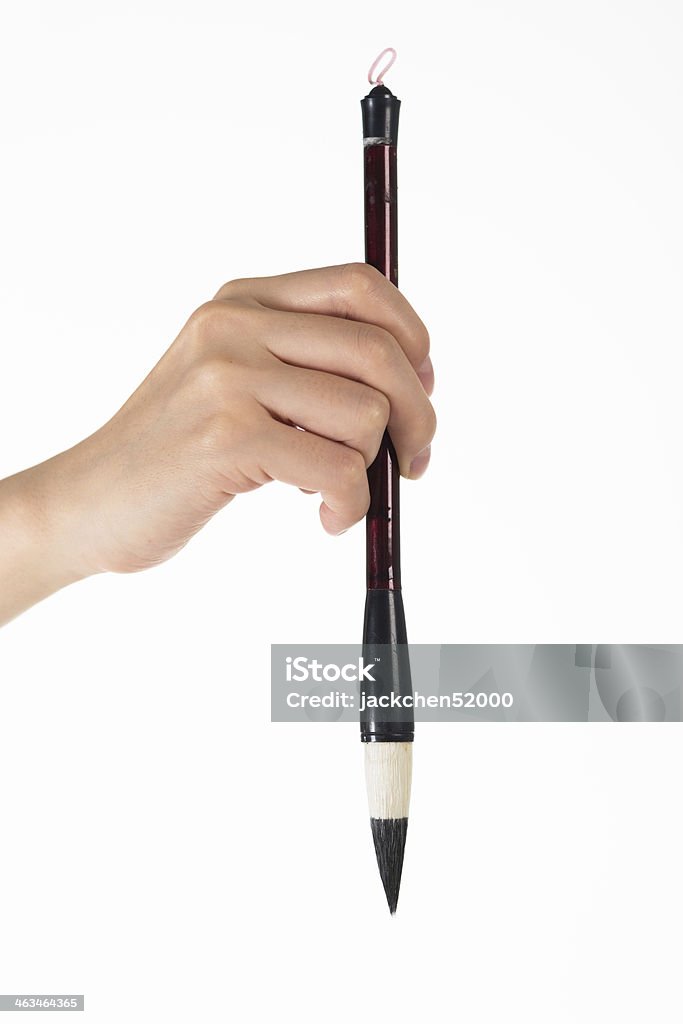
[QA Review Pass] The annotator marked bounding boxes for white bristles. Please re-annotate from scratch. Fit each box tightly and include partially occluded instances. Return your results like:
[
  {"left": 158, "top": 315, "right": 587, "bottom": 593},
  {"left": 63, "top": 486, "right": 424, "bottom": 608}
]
[{"left": 364, "top": 741, "right": 412, "bottom": 819}]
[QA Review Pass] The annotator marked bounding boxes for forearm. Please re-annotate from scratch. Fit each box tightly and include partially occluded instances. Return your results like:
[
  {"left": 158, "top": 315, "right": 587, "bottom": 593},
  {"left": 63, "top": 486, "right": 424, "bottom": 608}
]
[{"left": 0, "top": 463, "right": 93, "bottom": 626}]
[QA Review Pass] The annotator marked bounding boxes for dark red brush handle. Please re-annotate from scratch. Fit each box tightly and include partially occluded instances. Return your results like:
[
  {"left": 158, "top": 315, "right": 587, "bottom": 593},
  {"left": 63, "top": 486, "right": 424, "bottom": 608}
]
[{"left": 364, "top": 139, "right": 400, "bottom": 591}]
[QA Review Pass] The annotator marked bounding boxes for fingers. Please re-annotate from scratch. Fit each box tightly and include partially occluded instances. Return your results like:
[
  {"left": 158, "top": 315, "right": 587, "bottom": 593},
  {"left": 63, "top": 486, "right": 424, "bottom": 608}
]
[
  {"left": 260, "top": 421, "right": 370, "bottom": 535},
  {"left": 252, "top": 365, "right": 390, "bottom": 468},
  {"left": 214, "top": 263, "right": 433, "bottom": 390},
  {"left": 231, "top": 304, "right": 436, "bottom": 478}
]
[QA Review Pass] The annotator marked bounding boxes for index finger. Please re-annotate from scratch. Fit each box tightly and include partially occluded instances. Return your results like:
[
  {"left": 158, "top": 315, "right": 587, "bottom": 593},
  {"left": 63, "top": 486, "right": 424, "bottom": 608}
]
[{"left": 214, "top": 263, "right": 433, "bottom": 391}]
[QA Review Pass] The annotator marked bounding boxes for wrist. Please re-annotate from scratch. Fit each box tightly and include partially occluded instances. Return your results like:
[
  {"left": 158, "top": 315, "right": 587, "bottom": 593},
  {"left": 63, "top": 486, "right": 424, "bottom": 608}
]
[{"left": 0, "top": 459, "right": 98, "bottom": 626}]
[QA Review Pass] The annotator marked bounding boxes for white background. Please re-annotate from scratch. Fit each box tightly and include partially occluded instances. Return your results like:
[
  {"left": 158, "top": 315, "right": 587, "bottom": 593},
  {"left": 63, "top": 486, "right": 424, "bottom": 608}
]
[{"left": 1, "top": 1, "right": 682, "bottom": 1021}]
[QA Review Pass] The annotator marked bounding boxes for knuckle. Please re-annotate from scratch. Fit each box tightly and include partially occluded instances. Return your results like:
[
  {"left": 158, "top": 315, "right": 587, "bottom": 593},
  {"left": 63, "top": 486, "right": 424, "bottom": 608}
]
[
  {"left": 341, "top": 261, "right": 384, "bottom": 294},
  {"left": 357, "top": 387, "right": 390, "bottom": 432},
  {"left": 185, "top": 297, "right": 260, "bottom": 361},
  {"left": 187, "top": 299, "right": 227, "bottom": 343},
  {"left": 213, "top": 277, "right": 250, "bottom": 300},
  {"left": 337, "top": 448, "right": 367, "bottom": 489},
  {"left": 356, "top": 323, "right": 396, "bottom": 370}
]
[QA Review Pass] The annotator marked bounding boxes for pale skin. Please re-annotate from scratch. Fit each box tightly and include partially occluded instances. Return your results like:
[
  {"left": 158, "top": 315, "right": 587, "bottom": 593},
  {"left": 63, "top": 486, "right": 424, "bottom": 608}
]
[{"left": 0, "top": 263, "right": 436, "bottom": 626}]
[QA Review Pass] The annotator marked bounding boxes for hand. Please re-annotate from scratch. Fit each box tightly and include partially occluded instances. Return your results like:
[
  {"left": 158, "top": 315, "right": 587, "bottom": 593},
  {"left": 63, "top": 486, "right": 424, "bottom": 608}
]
[{"left": 0, "top": 263, "right": 435, "bottom": 622}]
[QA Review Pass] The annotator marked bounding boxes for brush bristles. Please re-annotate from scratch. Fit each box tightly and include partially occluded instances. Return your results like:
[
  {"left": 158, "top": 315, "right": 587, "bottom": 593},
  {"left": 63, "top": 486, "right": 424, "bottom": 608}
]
[
  {"left": 364, "top": 742, "right": 412, "bottom": 913},
  {"left": 370, "top": 817, "right": 408, "bottom": 915}
]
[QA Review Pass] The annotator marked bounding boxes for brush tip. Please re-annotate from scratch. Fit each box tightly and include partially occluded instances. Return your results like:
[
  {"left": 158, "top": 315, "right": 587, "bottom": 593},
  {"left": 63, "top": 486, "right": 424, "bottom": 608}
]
[{"left": 370, "top": 816, "right": 408, "bottom": 914}]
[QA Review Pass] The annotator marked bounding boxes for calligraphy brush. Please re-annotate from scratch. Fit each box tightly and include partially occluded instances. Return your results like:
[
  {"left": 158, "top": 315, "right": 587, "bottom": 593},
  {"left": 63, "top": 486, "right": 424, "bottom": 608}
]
[{"left": 360, "top": 49, "right": 414, "bottom": 915}]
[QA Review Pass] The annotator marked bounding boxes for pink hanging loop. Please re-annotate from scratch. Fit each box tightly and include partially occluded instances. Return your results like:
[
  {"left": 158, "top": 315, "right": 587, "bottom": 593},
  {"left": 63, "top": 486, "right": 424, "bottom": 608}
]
[{"left": 367, "top": 47, "right": 397, "bottom": 87}]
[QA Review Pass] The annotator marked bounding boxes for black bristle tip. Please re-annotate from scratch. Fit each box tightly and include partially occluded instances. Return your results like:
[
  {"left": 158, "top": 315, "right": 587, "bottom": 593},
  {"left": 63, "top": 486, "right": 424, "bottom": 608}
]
[{"left": 370, "top": 817, "right": 408, "bottom": 914}]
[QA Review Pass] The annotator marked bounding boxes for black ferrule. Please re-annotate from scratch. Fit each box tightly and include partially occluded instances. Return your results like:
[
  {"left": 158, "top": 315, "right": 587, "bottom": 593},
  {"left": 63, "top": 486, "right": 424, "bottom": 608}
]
[
  {"left": 361, "top": 84, "right": 401, "bottom": 145},
  {"left": 361, "top": 588, "right": 414, "bottom": 743}
]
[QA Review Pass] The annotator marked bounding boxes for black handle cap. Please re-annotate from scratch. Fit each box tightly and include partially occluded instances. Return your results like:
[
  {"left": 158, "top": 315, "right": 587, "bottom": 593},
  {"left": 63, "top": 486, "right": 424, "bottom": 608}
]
[{"left": 361, "top": 85, "right": 401, "bottom": 144}]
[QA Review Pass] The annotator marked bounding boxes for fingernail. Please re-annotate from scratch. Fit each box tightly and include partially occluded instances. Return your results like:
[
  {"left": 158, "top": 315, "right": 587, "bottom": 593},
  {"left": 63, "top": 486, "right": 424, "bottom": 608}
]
[
  {"left": 409, "top": 444, "right": 431, "bottom": 478},
  {"left": 417, "top": 355, "right": 434, "bottom": 393}
]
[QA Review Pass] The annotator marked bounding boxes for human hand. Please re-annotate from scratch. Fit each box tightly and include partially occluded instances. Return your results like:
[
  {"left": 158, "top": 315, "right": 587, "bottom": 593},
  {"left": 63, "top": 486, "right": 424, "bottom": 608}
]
[{"left": 0, "top": 263, "right": 435, "bottom": 621}]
